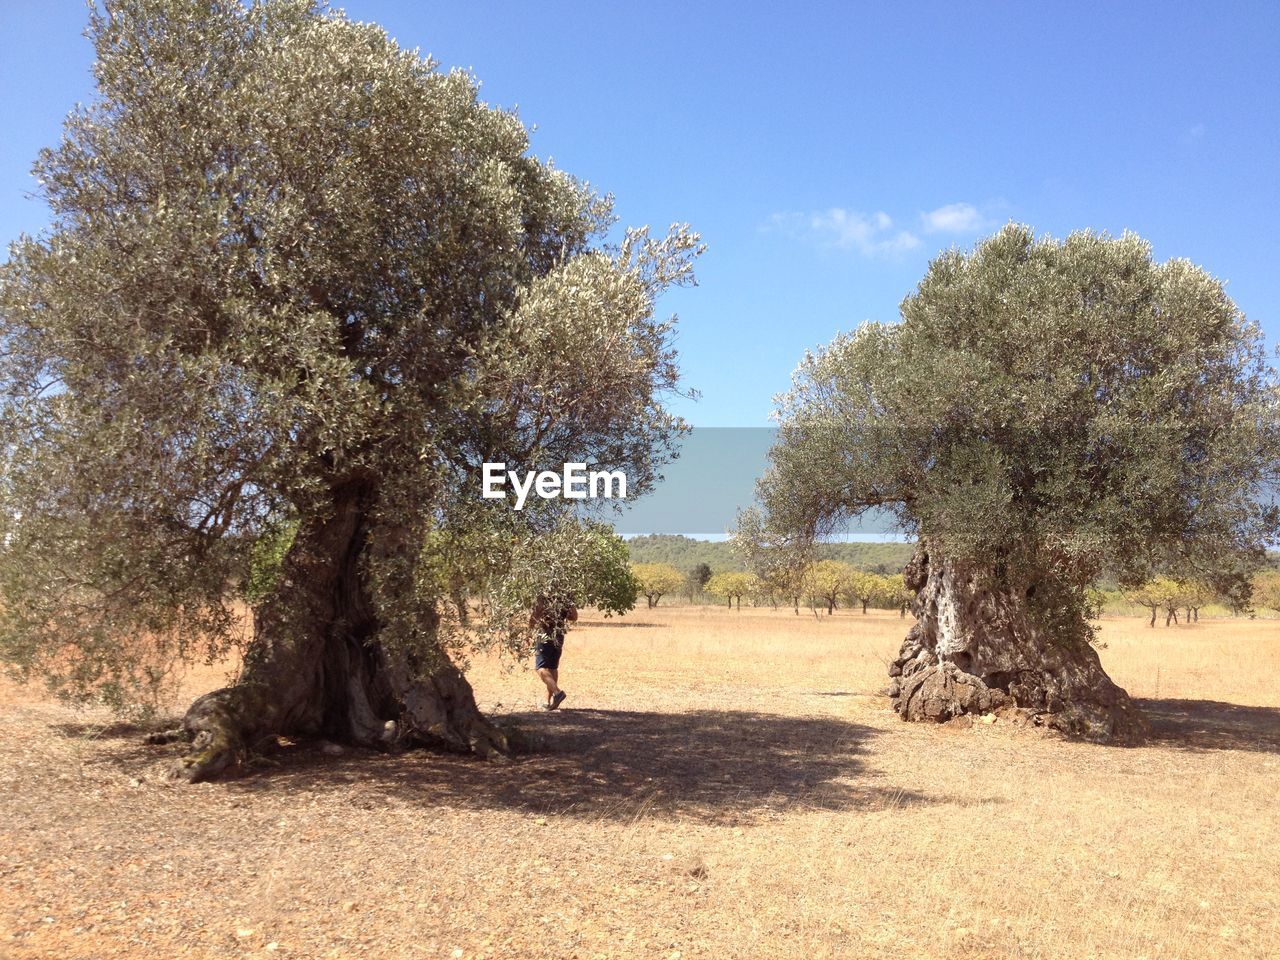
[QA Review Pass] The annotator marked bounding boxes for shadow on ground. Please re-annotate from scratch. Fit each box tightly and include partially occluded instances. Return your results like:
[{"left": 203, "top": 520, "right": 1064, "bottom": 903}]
[
  {"left": 71, "top": 707, "right": 932, "bottom": 823},
  {"left": 573, "top": 620, "right": 663, "bottom": 629},
  {"left": 52, "top": 718, "right": 172, "bottom": 741},
  {"left": 1137, "top": 698, "right": 1280, "bottom": 754},
  {"left": 264, "top": 709, "right": 928, "bottom": 822}
]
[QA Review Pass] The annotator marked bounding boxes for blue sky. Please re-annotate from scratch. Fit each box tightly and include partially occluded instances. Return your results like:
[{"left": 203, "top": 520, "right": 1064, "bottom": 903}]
[{"left": 3, "top": 2, "right": 1277, "bottom": 427}]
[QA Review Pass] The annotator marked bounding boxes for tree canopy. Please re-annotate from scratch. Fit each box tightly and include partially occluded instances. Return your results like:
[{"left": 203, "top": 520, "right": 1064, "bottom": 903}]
[
  {"left": 704, "top": 571, "right": 756, "bottom": 608},
  {"left": 1250, "top": 571, "right": 1280, "bottom": 615},
  {"left": 631, "top": 563, "right": 683, "bottom": 608},
  {"left": 744, "top": 225, "right": 1280, "bottom": 637},
  {"left": 0, "top": 0, "right": 699, "bottom": 723}
]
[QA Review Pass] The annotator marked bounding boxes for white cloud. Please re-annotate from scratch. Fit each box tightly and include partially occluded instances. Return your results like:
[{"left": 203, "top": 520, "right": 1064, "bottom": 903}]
[
  {"left": 767, "top": 201, "right": 1005, "bottom": 253},
  {"left": 919, "top": 202, "right": 987, "bottom": 235},
  {"left": 1182, "top": 123, "right": 1206, "bottom": 144},
  {"left": 766, "top": 208, "right": 919, "bottom": 256}
]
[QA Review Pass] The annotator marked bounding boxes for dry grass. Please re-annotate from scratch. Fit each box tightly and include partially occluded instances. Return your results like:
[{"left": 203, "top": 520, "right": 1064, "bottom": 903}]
[{"left": 1, "top": 606, "right": 1278, "bottom": 959}]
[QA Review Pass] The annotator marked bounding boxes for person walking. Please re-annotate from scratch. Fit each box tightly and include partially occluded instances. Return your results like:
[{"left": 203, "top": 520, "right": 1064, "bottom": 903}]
[{"left": 531, "top": 594, "right": 577, "bottom": 710}]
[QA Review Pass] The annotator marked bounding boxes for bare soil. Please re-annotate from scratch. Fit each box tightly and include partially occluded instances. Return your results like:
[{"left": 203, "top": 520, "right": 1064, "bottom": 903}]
[{"left": 2, "top": 608, "right": 1278, "bottom": 959}]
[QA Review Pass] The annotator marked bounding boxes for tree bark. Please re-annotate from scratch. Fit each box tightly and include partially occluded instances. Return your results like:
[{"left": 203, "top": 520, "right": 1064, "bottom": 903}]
[
  {"left": 887, "top": 546, "right": 1146, "bottom": 744},
  {"left": 171, "top": 478, "right": 508, "bottom": 782}
]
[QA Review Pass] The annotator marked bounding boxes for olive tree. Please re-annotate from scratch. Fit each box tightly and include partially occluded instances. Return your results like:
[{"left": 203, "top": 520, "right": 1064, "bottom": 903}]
[
  {"left": 1252, "top": 571, "right": 1280, "bottom": 615},
  {"left": 407, "top": 512, "right": 638, "bottom": 626},
  {"left": 1181, "top": 580, "right": 1215, "bottom": 622},
  {"left": 1124, "top": 578, "right": 1180, "bottom": 628},
  {"left": 842, "top": 570, "right": 885, "bottom": 615},
  {"left": 807, "top": 559, "right": 852, "bottom": 615},
  {"left": 734, "top": 520, "right": 810, "bottom": 615},
  {"left": 631, "top": 563, "right": 684, "bottom": 608},
  {"left": 683, "top": 562, "right": 713, "bottom": 602},
  {"left": 740, "top": 226, "right": 1278, "bottom": 742},
  {"left": 705, "top": 571, "right": 754, "bottom": 609},
  {"left": 0, "top": 0, "right": 699, "bottom": 781},
  {"left": 1129, "top": 577, "right": 1196, "bottom": 627},
  {"left": 883, "top": 573, "right": 912, "bottom": 618}
]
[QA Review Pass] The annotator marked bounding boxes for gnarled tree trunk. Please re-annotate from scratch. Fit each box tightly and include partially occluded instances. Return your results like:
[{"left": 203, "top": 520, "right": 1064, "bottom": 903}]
[
  {"left": 888, "top": 546, "right": 1147, "bottom": 744},
  {"left": 171, "top": 478, "right": 508, "bottom": 782}
]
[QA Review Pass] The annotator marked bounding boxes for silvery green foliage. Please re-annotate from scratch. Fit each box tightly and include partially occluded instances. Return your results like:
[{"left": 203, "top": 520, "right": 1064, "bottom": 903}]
[
  {"left": 0, "top": 0, "right": 698, "bottom": 708},
  {"left": 743, "top": 226, "right": 1279, "bottom": 639},
  {"left": 458, "top": 513, "right": 638, "bottom": 664}
]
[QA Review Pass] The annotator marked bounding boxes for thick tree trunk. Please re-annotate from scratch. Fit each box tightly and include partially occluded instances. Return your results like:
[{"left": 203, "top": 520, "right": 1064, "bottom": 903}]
[
  {"left": 888, "top": 547, "right": 1146, "bottom": 744},
  {"left": 171, "top": 478, "right": 508, "bottom": 782}
]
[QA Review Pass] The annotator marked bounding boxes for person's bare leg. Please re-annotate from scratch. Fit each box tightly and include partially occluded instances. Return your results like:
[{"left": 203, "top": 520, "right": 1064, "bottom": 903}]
[
  {"left": 537, "top": 666, "right": 560, "bottom": 704},
  {"left": 548, "top": 668, "right": 565, "bottom": 709}
]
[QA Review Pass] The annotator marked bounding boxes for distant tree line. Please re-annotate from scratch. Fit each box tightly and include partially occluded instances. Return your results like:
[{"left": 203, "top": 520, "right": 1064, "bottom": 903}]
[
  {"left": 625, "top": 534, "right": 915, "bottom": 575},
  {"left": 628, "top": 558, "right": 913, "bottom": 615},
  {"left": 1115, "top": 571, "right": 1280, "bottom": 625},
  {"left": 630, "top": 558, "right": 1280, "bottom": 622}
]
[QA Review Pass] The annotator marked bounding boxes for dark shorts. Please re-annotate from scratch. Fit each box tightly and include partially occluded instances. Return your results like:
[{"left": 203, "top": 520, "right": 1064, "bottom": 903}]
[{"left": 534, "top": 638, "right": 563, "bottom": 671}]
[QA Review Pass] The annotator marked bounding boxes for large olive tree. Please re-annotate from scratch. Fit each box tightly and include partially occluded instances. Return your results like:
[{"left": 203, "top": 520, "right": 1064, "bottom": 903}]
[
  {"left": 739, "top": 226, "right": 1278, "bottom": 742},
  {"left": 0, "top": 0, "right": 699, "bottom": 780}
]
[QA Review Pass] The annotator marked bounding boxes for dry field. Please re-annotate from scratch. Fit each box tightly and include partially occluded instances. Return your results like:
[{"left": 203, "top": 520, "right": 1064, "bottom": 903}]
[{"left": 2, "top": 606, "right": 1278, "bottom": 960}]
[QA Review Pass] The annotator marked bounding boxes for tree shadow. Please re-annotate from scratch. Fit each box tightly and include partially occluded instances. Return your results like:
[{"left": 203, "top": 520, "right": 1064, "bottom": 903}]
[
  {"left": 1136, "top": 698, "right": 1280, "bottom": 754},
  {"left": 574, "top": 621, "right": 664, "bottom": 629},
  {"left": 220, "top": 708, "right": 934, "bottom": 823},
  {"left": 52, "top": 718, "right": 173, "bottom": 740},
  {"left": 805, "top": 691, "right": 858, "bottom": 698}
]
